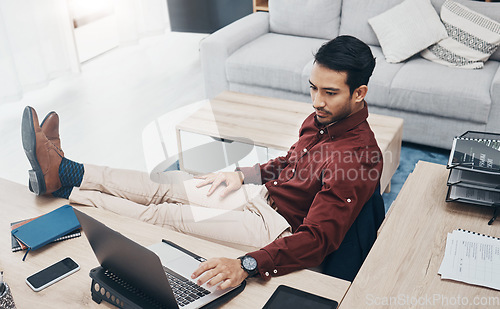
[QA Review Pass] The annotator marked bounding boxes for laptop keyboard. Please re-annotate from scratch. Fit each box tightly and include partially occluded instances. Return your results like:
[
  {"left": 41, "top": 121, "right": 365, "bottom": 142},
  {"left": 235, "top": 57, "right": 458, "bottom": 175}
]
[{"left": 164, "top": 267, "right": 211, "bottom": 307}]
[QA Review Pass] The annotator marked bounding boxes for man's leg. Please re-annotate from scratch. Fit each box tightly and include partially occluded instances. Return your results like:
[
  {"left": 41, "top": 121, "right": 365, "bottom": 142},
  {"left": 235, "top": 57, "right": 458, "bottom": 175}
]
[
  {"left": 79, "top": 163, "right": 270, "bottom": 211},
  {"left": 21, "top": 107, "right": 290, "bottom": 247},
  {"left": 21, "top": 106, "right": 247, "bottom": 208},
  {"left": 70, "top": 183, "right": 291, "bottom": 248},
  {"left": 79, "top": 164, "right": 195, "bottom": 206},
  {"left": 74, "top": 163, "right": 291, "bottom": 246}
]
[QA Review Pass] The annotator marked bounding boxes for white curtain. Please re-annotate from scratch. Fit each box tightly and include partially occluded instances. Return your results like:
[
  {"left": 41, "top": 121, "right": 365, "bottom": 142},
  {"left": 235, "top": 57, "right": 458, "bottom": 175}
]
[
  {"left": 0, "top": 0, "right": 169, "bottom": 104},
  {"left": 113, "top": 0, "right": 169, "bottom": 45},
  {"left": 0, "top": 0, "right": 79, "bottom": 103}
]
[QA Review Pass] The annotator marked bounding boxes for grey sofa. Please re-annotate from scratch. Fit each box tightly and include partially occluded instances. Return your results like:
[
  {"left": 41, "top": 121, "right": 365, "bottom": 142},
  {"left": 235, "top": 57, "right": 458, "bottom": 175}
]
[{"left": 200, "top": 0, "right": 500, "bottom": 149}]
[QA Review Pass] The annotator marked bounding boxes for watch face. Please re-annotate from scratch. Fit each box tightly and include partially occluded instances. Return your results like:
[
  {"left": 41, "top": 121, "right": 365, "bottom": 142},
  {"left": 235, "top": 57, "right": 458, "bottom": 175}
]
[{"left": 243, "top": 256, "right": 257, "bottom": 271}]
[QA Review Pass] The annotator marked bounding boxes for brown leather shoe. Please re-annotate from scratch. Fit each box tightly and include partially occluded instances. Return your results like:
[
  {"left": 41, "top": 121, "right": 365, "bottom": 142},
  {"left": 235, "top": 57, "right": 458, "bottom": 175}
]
[
  {"left": 22, "top": 106, "right": 63, "bottom": 195},
  {"left": 40, "top": 111, "right": 62, "bottom": 151},
  {"left": 28, "top": 111, "right": 64, "bottom": 193}
]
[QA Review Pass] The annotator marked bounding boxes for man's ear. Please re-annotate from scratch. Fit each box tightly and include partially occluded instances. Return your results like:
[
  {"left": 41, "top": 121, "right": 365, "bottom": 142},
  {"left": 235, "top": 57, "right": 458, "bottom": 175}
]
[{"left": 353, "top": 85, "right": 368, "bottom": 103}]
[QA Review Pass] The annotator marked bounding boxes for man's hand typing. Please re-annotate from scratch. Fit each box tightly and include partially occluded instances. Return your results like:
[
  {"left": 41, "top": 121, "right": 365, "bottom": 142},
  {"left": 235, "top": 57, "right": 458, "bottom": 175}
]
[{"left": 191, "top": 257, "right": 248, "bottom": 290}]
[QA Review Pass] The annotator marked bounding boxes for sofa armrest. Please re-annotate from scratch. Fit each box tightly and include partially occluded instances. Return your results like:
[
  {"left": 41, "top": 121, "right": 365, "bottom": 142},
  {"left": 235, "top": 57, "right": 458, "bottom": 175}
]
[
  {"left": 200, "top": 12, "right": 270, "bottom": 98},
  {"left": 486, "top": 63, "right": 500, "bottom": 133}
]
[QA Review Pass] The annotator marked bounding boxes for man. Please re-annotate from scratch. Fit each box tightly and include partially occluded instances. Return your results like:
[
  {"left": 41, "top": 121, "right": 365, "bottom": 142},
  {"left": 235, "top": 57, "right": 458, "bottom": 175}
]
[{"left": 22, "top": 35, "right": 382, "bottom": 290}]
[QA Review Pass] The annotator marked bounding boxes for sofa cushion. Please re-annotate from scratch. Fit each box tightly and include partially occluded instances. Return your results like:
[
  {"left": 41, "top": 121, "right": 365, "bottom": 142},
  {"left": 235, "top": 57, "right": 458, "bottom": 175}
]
[
  {"left": 368, "top": 0, "right": 448, "bottom": 63},
  {"left": 433, "top": 0, "right": 500, "bottom": 61},
  {"left": 368, "top": 105, "right": 486, "bottom": 148},
  {"left": 341, "top": 0, "right": 500, "bottom": 62},
  {"left": 268, "top": 0, "right": 341, "bottom": 40},
  {"left": 421, "top": 0, "right": 500, "bottom": 69},
  {"left": 226, "top": 33, "right": 326, "bottom": 93},
  {"left": 301, "top": 59, "right": 315, "bottom": 95},
  {"left": 230, "top": 82, "right": 311, "bottom": 103},
  {"left": 365, "top": 46, "right": 405, "bottom": 107},
  {"left": 389, "top": 57, "right": 499, "bottom": 123},
  {"left": 340, "top": 0, "right": 406, "bottom": 47},
  {"left": 486, "top": 67, "right": 500, "bottom": 133}
]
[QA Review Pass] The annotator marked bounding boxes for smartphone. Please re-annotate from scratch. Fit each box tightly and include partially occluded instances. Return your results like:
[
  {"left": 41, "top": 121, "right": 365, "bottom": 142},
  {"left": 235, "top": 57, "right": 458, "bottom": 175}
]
[{"left": 26, "top": 257, "right": 80, "bottom": 292}]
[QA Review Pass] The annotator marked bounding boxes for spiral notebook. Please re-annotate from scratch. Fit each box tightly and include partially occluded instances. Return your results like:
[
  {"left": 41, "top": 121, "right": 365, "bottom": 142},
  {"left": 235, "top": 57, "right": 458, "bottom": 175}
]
[{"left": 439, "top": 229, "right": 500, "bottom": 290}]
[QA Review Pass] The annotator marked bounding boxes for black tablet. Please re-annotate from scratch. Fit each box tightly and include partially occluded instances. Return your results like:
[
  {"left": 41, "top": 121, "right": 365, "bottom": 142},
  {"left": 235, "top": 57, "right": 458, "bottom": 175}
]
[{"left": 263, "top": 285, "right": 338, "bottom": 309}]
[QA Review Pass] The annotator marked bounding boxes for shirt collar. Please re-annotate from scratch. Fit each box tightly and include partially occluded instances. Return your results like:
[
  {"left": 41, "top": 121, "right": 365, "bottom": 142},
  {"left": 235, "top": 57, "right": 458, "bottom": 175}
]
[{"left": 314, "top": 101, "right": 369, "bottom": 140}]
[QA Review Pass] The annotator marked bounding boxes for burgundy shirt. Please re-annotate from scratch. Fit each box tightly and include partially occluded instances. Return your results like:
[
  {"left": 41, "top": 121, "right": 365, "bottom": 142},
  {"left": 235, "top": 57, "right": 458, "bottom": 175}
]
[{"left": 238, "top": 103, "right": 383, "bottom": 280}]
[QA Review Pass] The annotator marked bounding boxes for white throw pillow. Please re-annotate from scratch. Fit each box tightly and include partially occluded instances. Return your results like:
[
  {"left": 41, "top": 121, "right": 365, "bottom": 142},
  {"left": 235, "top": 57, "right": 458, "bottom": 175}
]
[
  {"left": 421, "top": 0, "right": 500, "bottom": 69},
  {"left": 368, "top": 0, "right": 448, "bottom": 63}
]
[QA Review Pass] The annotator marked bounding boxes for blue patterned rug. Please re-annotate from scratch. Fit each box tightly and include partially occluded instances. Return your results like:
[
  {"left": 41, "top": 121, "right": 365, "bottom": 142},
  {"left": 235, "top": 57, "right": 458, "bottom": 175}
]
[{"left": 382, "top": 142, "right": 450, "bottom": 212}]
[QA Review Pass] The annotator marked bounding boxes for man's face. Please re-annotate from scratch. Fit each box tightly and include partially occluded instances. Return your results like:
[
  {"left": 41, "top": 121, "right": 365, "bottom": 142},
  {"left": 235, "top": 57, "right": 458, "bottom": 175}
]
[{"left": 309, "top": 63, "right": 364, "bottom": 126}]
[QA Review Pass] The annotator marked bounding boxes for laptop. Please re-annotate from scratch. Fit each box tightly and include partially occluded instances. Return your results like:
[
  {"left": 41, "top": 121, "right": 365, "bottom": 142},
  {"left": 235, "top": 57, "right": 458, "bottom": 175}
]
[{"left": 73, "top": 209, "right": 244, "bottom": 308}]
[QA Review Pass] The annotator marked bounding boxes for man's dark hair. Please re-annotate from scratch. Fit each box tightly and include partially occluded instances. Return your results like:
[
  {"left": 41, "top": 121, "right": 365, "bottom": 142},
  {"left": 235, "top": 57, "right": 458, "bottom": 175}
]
[{"left": 314, "top": 35, "right": 376, "bottom": 95}]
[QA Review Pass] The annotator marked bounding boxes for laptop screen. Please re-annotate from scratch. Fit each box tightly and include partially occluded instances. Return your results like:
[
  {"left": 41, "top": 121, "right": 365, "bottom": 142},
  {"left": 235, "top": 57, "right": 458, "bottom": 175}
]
[{"left": 74, "top": 209, "right": 177, "bottom": 307}]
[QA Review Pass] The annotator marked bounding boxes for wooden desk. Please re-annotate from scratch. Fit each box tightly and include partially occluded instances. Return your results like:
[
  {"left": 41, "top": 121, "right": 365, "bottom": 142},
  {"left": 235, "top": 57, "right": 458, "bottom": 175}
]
[
  {"left": 0, "top": 178, "right": 349, "bottom": 308},
  {"left": 176, "top": 91, "right": 403, "bottom": 194},
  {"left": 339, "top": 161, "right": 500, "bottom": 308}
]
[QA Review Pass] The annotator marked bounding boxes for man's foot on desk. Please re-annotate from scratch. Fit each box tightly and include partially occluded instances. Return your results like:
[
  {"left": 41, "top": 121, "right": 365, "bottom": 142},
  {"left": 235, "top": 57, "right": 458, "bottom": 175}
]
[
  {"left": 22, "top": 106, "right": 63, "bottom": 195},
  {"left": 28, "top": 111, "right": 64, "bottom": 193},
  {"left": 40, "top": 111, "right": 63, "bottom": 151}
]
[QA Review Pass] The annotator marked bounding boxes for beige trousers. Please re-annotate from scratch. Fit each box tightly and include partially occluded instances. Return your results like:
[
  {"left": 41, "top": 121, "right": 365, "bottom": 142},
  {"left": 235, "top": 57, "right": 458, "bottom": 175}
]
[{"left": 69, "top": 164, "right": 291, "bottom": 249}]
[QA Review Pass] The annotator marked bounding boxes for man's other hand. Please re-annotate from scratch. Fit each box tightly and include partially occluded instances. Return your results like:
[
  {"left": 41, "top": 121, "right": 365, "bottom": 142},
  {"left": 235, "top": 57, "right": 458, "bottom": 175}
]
[
  {"left": 195, "top": 171, "right": 244, "bottom": 197},
  {"left": 191, "top": 257, "right": 248, "bottom": 290}
]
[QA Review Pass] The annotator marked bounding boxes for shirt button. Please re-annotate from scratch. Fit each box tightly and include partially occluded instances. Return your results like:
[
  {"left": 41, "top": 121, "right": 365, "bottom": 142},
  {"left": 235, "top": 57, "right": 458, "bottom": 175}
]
[
  {"left": 303, "top": 148, "right": 307, "bottom": 153},
  {"left": 265, "top": 272, "right": 270, "bottom": 277},
  {"left": 273, "top": 181, "right": 278, "bottom": 185},
  {"left": 291, "top": 169, "right": 295, "bottom": 173},
  {"left": 273, "top": 269, "right": 278, "bottom": 274},
  {"left": 320, "top": 130, "right": 324, "bottom": 134},
  {"left": 347, "top": 198, "right": 352, "bottom": 203}
]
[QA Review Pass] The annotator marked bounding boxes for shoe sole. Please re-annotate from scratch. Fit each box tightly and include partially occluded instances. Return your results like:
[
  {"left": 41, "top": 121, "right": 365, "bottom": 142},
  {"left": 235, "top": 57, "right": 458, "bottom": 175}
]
[
  {"left": 22, "top": 107, "right": 46, "bottom": 195},
  {"left": 27, "top": 112, "right": 56, "bottom": 194}
]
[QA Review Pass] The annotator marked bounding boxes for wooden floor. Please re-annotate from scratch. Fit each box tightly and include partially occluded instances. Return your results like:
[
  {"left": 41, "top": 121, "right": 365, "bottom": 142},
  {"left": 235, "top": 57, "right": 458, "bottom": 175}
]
[{"left": 0, "top": 32, "right": 208, "bottom": 186}]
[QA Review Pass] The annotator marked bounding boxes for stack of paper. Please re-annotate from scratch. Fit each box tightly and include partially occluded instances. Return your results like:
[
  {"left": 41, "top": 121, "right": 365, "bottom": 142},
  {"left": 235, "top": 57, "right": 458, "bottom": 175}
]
[{"left": 439, "top": 229, "right": 500, "bottom": 290}]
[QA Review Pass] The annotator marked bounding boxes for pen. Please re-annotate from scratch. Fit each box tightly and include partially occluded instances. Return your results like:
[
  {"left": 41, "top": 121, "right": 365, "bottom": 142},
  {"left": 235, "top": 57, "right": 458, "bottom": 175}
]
[{"left": 162, "top": 239, "right": 206, "bottom": 262}]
